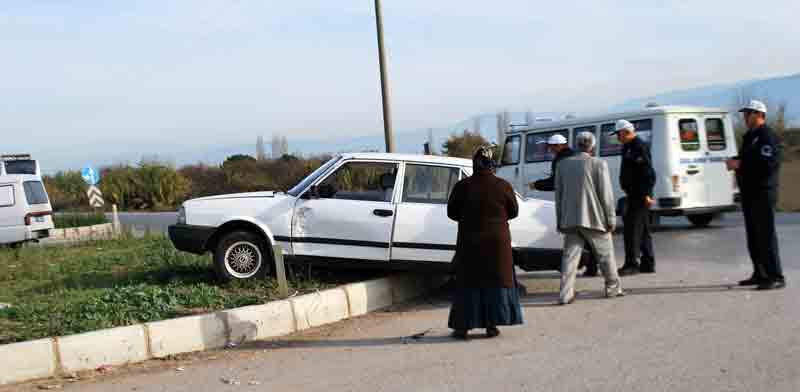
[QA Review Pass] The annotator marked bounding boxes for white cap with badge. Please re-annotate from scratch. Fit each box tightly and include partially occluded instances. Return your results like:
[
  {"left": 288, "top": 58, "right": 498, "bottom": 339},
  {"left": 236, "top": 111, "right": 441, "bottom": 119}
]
[
  {"left": 536, "top": 134, "right": 568, "bottom": 145},
  {"left": 739, "top": 99, "right": 767, "bottom": 114},
  {"left": 610, "top": 119, "right": 635, "bottom": 135}
]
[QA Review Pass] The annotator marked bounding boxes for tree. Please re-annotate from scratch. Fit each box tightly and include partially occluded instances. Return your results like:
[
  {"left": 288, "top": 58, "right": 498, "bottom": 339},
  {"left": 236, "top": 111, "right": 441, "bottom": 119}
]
[
  {"left": 442, "top": 130, "right": 489, "bottom": 159},
  {"left": 224, "top": 154, "right": 256, "bottom": 164}
]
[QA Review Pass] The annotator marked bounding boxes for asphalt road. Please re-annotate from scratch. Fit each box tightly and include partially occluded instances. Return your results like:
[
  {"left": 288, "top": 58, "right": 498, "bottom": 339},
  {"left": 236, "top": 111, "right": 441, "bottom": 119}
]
[{"left": 12, "top": 213, "right": 799, "bottom": 391}]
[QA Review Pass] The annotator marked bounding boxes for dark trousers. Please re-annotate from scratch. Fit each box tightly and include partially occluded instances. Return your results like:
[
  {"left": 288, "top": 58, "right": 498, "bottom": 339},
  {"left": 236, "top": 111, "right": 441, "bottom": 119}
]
[
  {"left": 741, "top": 190, "right": 784, "bottom": 281},
  {"left": 623, "top": 196, "right": 655, "bottom": 268}
]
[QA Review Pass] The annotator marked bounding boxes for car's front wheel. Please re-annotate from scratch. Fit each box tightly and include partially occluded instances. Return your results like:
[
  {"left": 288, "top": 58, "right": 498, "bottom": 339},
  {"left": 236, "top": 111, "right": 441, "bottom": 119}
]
[{"left": 213, "top": 230, "right": 271, "bottom": 282}]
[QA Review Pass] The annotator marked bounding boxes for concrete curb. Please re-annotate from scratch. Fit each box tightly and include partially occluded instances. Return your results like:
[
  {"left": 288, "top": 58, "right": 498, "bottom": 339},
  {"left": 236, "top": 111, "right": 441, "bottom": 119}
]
[{"left": 0, "top": 273, "right": 448, "bottom": 386}]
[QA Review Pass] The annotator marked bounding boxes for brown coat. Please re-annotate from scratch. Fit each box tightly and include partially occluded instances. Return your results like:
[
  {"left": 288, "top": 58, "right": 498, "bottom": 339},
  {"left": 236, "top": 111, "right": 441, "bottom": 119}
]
[{"left": 447, "top": 171, "right": 519, "bottom": 288}]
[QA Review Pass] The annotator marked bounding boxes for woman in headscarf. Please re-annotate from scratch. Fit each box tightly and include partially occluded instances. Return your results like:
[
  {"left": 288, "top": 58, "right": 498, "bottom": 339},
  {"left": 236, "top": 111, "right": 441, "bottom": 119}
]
[{"left": 447, "top": 145, "right": 523, "bottom": 339}]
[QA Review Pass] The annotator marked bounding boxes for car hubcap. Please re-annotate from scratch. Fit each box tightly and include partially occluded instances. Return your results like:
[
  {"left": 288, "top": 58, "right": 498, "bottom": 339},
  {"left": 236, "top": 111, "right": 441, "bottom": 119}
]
[{"left": 224, "top": 241, "right": 262, "bottom": 279}]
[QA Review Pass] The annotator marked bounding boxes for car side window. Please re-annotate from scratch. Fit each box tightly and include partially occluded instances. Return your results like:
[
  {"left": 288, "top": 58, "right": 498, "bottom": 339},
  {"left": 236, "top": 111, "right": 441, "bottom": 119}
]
[
  {"left": 0, "top": 185, "right": 14, "bottom": 207},
  {"left": 402, "top": 164, "right": 460, "bottom": 204},
  {"left": 317, "top": 162, "right": 398, "bottom": 202}
]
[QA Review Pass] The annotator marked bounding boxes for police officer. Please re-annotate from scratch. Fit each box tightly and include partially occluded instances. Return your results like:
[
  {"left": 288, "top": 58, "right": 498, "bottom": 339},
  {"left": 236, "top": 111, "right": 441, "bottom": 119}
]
[
  {"left": 529, "top": 134, "right": 575, "bottom": 192},
  {"left": 611, "top": 120, "right": 656, "bottom": 275},
  {"left": 726, "top": 100, "right": 785, "bottom": 290}
]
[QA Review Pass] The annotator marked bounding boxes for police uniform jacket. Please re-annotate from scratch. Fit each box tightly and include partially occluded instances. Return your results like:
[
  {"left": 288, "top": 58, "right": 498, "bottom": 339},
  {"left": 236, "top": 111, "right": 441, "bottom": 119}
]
[
  {"left": 736, "top": 125, "right": 781, "bottom": 193},
  {"left": 620, "top": 136, "right": 656, "bottom": 199},
  {"left": 534, "top": 147, "right": 576, "bottom": 191}
]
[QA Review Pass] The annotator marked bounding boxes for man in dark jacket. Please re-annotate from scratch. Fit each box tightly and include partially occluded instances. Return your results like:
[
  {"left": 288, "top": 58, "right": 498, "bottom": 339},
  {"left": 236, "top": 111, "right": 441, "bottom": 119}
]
[
  {"left": 530, "top": 134, "right": 575, "bottom": 192},
  {"left": 726, "top": 100, "right": 785, "bottom": 290},
  {"left": 611, "top": 119, "right": 657, "bottom": 275}
]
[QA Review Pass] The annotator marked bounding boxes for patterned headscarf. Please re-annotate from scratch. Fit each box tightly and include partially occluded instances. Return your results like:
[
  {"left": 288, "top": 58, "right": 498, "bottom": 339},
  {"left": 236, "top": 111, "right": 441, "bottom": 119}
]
[{"left": 472, "top": 145, "right": 495, "bottom": 172}]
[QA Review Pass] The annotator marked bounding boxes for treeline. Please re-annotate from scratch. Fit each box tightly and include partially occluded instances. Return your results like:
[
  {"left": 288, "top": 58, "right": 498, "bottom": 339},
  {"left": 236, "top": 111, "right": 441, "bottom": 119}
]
[{"left": 44, "top": 154, "right": 330, "bottom": 211}]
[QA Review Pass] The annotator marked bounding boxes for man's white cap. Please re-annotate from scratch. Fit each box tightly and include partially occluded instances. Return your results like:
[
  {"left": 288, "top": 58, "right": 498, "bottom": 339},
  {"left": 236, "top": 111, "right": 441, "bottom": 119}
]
[
  {"left": 739, "top": 99, "right": 767, "bottom": 114},
  {"left": 537, "top": 134, "right": 568, "bottom": 145},
  {"left": 610, "top": 119, "right": 634, "bottom": 135}
]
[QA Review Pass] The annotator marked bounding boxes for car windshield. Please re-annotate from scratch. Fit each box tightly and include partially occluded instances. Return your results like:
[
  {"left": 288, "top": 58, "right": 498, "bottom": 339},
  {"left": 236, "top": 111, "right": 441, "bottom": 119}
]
[{"left": 287, "top": 155, "right": 342, "bottom": 197}]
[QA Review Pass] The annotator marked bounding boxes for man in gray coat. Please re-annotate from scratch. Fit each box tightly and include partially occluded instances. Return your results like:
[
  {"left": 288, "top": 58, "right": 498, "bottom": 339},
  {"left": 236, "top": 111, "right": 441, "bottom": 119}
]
[{"left": 555, "top": 132, "right": 624, "bottom": 304}]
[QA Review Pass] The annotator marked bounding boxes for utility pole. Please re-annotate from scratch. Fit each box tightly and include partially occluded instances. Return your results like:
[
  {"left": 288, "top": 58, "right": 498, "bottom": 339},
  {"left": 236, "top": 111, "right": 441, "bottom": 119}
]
[{"left": 374, "top": 0, "right": 395, "bottom": 152}]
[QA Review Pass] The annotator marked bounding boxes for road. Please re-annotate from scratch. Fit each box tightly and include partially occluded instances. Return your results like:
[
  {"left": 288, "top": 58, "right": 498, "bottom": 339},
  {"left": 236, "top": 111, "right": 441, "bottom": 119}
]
[{"left": 12, "top": 213, "right": 800, "bottom": 391}]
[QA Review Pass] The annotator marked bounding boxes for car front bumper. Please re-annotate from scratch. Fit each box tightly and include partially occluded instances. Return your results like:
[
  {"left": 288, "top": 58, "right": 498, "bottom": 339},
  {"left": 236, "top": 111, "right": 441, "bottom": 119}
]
[{"left": 168, "top": 224, "right": 216, "bottom": 255}]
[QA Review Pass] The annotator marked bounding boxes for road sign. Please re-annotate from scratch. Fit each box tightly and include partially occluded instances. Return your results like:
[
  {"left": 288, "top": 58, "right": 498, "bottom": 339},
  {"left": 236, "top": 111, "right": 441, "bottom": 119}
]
[
  {"left": 87, "top": 185, "right": 105, "bottom": 208},
  {"left": 81, "top": 166, "right": 100, "bottom": 186}
]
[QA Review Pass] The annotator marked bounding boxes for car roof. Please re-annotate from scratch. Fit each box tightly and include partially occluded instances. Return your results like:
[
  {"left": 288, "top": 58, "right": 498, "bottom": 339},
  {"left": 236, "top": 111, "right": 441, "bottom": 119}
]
[
  {"left": 507, "top": 105, "right": 728, "bottom": 135},
  {"left": 340, "top": 152, "right": 472, "bottom": 167}
]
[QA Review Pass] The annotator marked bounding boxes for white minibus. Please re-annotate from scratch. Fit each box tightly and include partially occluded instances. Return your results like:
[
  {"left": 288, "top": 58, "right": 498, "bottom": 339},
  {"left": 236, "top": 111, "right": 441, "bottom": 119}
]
[
  {"left": 0, "top": 174, "right": 54, "bottom": 247},
  {"left": 496, "top": 106, "right": 739, "bottom": 227}
]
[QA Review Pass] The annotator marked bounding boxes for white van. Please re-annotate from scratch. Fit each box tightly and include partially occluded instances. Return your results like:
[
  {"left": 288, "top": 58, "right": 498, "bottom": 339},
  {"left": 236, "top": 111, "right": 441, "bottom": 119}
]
[
  {"left": 0, "top": 175, "right": 54, "bottom": 247},
  {"left": 496, "top": 106, "right": 739, "bottom": 227}
]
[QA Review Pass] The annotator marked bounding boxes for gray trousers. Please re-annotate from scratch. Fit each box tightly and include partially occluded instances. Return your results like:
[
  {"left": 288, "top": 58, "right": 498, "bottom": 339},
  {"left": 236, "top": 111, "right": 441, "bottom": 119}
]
[{"left": 560, "top": 228, "right": 621, "bottom": 302}]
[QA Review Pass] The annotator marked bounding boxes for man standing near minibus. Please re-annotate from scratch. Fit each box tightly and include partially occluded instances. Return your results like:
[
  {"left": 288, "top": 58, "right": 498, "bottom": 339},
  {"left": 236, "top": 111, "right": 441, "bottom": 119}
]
[
  {"left": 611, "top": 120, "right": 656, "bottom": 276},
  {"left": 528, "top": 134, "right": 598, "bottom": 276},
  {"left": 726, "top": 100, "right": 785, "bottom": 290}
]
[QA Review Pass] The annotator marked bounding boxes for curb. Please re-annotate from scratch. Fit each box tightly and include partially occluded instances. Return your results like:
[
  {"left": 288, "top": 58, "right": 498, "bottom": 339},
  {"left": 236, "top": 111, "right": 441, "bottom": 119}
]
[
  {"left": 49, "top": 223, "right": 115, "bottom": 242},
  {"left": 0, "top": 273, "right": 448, "bottom": 386}
]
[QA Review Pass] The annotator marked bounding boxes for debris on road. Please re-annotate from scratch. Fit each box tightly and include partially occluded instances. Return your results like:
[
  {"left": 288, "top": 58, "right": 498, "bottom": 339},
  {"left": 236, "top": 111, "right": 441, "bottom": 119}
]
[
  {"left": 96, "top": 364, "right": 113, "bottom": 374},
  {"left": 175, "top": 367, "right": 185, "bottom": 372},
  {"left": 248, "top": 380, "right": 262, "bottom": 386},
  {"left": 221, "top": 377, "right": 241, "bottom": 385},
  {"left": 37, "top": 385, "right": 62, "bottom": 390}
]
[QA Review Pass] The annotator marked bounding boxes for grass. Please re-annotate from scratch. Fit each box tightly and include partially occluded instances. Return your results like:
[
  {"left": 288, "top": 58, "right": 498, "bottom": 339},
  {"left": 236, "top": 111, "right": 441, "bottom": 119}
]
[
  {"left": 778, "top": 159, "right": 800, "bottom": 212},
  {"left": 0, "top": 236, "right": 375, "bottom": 344},
  {"left": 53, "top": 212, "right": 108, "bottom": 229}
]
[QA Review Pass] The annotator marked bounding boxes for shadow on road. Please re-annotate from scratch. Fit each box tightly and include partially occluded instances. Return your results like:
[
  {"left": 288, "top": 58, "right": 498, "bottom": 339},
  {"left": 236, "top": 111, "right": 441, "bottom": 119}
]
[
  {"left": 520, "top": 283, "right": 747, "bottom": 307},
  {"left": 244, "top": 332, "right": 459, "bottom": 350}
]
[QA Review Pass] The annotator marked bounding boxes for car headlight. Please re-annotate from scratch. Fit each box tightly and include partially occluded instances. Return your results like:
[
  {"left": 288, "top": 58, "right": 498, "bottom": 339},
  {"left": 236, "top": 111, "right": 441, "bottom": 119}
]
[{"left": 177, "top": 205, "right": 186, "bottom": 224}]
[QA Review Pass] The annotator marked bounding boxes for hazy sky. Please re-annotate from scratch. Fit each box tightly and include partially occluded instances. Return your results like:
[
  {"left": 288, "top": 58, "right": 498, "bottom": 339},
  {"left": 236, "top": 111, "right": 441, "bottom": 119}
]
[{"left": 2, "top": 1, "right": 800, "bottom": 169}]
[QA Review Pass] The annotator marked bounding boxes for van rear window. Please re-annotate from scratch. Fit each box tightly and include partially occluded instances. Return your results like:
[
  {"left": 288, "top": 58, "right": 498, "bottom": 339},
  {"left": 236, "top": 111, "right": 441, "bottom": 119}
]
[
  {"left": 23, "top": 181, "right": 49, "bottom": 205},
  {"left": 3, "top": 160, "right": 37, "bottom": 175},
  {"left": 705, "top": 119, "right": 727, "bottom": 151},
  {"left": 679, "top": 119, "right": 700, "bottom": 151},
  {"left": 0, "top": 185, "right": 14, "bottom": 207}
]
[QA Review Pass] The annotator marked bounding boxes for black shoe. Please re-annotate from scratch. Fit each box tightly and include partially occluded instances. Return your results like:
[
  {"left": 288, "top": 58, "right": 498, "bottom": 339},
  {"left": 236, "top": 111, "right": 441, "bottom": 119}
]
[
  {"left": 756, "top": 280, "right": 786, "bottom": 290},
  {"left": 486, "top": 327, "right": 500, "bottom": 338},
  {"left": 739, "top": 276, "right": 767, "bottom": 286},
  {"left": 640, "top": 265, "right": 656, "bottom": 274},
  {"left": 618, "top": 265, "right": 640, "bottom": 276},
  {"left": 451, "top": 330, "right": 469, "bottom": 340}
]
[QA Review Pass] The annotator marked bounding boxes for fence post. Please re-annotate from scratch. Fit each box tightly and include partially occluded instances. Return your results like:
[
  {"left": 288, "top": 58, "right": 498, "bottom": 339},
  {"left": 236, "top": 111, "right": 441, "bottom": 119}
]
[
  {"left": 272, "top": 245, "right": 289, "bottom": 297},
  {"left": 111, "top": 204, "right": 121, "bottom": 236}
]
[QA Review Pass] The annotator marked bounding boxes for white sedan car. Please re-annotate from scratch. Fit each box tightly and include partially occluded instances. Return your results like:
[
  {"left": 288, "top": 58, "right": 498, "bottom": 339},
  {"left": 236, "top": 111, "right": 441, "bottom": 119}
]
[{"left": 168, "top": 153, "right": 566, "bottom": 282}]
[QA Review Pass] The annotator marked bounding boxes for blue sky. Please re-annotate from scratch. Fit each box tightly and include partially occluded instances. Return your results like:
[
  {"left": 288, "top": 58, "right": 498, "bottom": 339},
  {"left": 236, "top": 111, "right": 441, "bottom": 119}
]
[{"left": 2, "top": 1, "right": 800, "bottom": 170}]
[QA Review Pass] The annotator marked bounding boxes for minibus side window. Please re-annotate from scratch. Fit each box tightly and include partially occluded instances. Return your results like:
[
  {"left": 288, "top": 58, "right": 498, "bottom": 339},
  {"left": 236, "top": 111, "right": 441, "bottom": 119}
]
[
  {"left": 501, "top": 135, "right": 521, "bottom": 166},
  {"left": 526, "top": 130, "right": 568, "bottom": 163},
  {"left": 705, "top": 119, "right": 727, "bottom": 151},
  {"left": 631, "top": 119, "right": 653, "bottom": 146},
  {"left": 599, "top": 123, "right": 622, "bottom": 156},
  {"left": 679, "top": 119, "right": 701, "bottom": 151},
  {"left": 0, "top": 185, "right": 14, "bottom": 207},
  {"left": 23, "top": 181, "right": 50, "bottom": 205}
]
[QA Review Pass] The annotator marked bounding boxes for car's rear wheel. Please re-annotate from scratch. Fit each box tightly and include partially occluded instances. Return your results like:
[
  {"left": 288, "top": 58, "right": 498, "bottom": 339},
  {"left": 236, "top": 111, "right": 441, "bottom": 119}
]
[
  {"left": 213, "top": 230, "right": 271, "bottom": 282},
  {"left": 687, "top": 213, "right": 714, "bottom": 228}
]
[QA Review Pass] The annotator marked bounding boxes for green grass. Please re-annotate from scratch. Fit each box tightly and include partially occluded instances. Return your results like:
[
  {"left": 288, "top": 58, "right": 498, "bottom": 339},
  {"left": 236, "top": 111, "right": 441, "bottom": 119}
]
[
  {"left": 0, "top": 236, "right": 366, "bottom": 344},
  {"left": 53, "top": 212, "right": 108, "bottom": 229}
]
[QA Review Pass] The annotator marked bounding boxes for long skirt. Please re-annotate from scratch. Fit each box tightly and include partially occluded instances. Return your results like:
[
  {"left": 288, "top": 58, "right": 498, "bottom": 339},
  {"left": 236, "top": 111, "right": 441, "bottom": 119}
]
[{"left": 448, "top": 274, "right": 524, "bottom": 330}]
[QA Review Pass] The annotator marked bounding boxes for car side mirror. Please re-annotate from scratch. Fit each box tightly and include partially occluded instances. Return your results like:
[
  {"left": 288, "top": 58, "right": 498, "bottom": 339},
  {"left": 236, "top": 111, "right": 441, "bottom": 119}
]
[
  {"left": 317, "top": 184, "right": 336, "bottom": 199},
  {"left": 304, "top": 185, "right": 320, "bottom": 199}
]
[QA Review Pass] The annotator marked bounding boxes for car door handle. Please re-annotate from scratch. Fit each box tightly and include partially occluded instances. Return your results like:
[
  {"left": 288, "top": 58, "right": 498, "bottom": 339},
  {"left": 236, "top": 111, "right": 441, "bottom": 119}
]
[
  {"left": 687, "top": 169, "right": 700, "bottom": 175},
  {"left": 373, "top": 209, "right": 394, "bottom": 217}
]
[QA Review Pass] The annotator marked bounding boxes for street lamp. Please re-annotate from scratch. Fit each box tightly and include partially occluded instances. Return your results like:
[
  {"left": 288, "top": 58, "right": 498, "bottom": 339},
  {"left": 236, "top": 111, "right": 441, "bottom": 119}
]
[{"left": 374, "top": 0, "right": 395, "bottom": 153}]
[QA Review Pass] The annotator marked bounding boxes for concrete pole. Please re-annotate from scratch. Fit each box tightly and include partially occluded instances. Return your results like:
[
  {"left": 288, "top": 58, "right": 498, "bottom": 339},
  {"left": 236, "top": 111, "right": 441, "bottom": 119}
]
[{"left": 374, "top": 0, "right": 395, "bottom": 153}]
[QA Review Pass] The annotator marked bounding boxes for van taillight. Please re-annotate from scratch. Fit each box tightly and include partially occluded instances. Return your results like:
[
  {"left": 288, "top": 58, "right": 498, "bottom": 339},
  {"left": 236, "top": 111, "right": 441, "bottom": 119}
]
[
  {"left": 24, "top": 211, "right": 52, "bottom": 225},
  {"left": 671, "top": 175, "right": 680, "bottom": 193}
]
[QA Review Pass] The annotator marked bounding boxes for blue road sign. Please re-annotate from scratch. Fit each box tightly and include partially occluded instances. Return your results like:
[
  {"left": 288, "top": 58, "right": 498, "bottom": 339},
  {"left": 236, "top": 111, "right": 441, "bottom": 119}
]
[{"left": 81, "top": 166, "right": 100, "bottom": 186}]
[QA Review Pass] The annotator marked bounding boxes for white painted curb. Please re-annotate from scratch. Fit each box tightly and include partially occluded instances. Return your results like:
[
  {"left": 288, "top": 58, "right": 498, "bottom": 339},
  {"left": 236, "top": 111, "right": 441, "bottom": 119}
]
[{"left": 0, "top": 273, "right": 447, "bottom": 386}]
